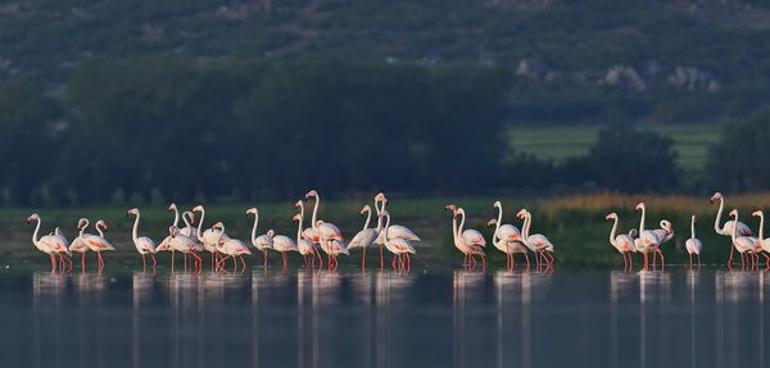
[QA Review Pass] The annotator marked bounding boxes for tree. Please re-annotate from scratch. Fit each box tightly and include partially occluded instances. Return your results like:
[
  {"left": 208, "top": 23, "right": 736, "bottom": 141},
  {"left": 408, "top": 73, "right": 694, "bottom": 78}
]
[{"left": 705, "top": 110, "right": 770, "bottom": 191}]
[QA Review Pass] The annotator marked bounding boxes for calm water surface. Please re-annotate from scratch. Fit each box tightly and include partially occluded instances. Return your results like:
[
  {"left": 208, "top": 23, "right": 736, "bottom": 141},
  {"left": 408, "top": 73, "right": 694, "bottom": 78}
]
[{"left": 0, "top": 267, "right": 768, "bottom": 368}]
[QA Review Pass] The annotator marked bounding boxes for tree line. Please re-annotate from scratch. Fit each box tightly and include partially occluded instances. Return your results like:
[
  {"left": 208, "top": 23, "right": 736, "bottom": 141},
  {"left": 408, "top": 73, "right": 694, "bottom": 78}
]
[{"left": 0, "top": 57, "right": 764, "bottom": 206}]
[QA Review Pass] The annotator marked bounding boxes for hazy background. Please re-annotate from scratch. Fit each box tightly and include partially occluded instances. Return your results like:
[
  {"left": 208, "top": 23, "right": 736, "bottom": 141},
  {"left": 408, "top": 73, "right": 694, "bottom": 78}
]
[{"left": 2, "top": 0, "right": 770, "bottom": 206}]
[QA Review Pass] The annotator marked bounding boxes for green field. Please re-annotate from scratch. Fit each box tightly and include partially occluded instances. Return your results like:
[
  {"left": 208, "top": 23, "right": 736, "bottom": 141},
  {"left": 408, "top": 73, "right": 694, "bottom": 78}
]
[{"left": 509, "top": 125, "right": 722, "bottom": 175}]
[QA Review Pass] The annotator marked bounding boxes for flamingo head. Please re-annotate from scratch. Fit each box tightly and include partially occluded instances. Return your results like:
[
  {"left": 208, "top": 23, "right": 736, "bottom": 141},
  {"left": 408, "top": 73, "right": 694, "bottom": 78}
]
[
  {"left": 752, "top": 210, "right": 763, "bottom": 218},
  {"left": 710, "top": 192, "right": 722, "bottom": 204},
  {"left": 246, "top": 207, "right": 257, "bottom": 216},
  {"left": 304, "top": 190, "right": 318, "bottom": 200},
  {"left": 728, "top": 209, "right": 738, "bottom": 219},
  {"left": 127, "top": 208, "right": 139, "bottom": 216},
  {"left": 26, "top": 213, "right": 39, "bottom": 224},
  {"left": 628, "top": 229, "right": 638, "bottom": 238},
  {"left": 605, "top": 212, "right": 618, "bottom": 221},
  {"left": 486, "top": 219, "right": 497, "bottom": 227},
  {"left": 294, "top": 200, "right": 303, "bottom": 209},
  {"left": 516, "top": 209, "right": 528, "bottom": 220},
  {"left": 292, "top": 213, "right": 301, "bottom": 222},
  {"left": 96, "top": 220, "right": 108, "bottom": 231},
  {"left": 267, "top": 229, "right": 275, "bottom": 237},
  {"left": 192, "top": 204, "right": 204, "bottom": 212},
  {"left": 374, "top": 192, "right": 386, "bottom": 203},
  {"left": 167, "top": 203, "right": 177, "bottom": 212},
  {"left": 183, "top": 211, "right": 195, "bottom": 225},
  {"left": 660, "top": 220, "right": 673, "bottom": 234},
  {"left": 212, "top": 222, "right": 224, "bottom": 231},
  {"left": 360, "top": 205, "right": 371, "bottom": 215},
  {"left": 445, "top": 204, "right": 457, "bottom": 213},
  {"left": 635, "top": 202, "right": 645, "bottom": 211},
  {"left": 77, "top": 218, "right": 88, "bottom": 229},
  {"left": 493, "top": 200, "right": 502, "bottom": 208}
]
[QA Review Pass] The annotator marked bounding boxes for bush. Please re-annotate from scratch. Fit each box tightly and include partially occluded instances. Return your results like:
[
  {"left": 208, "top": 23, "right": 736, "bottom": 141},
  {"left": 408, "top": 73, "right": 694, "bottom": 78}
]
[{"left": 705, "top": 110, "right": 770, "bottom": 191}]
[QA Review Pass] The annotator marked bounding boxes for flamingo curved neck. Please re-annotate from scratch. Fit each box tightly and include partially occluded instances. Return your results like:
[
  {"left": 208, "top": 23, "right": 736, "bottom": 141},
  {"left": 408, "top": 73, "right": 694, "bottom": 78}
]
[
  {"left": 494, "top": 205, "right": 503, "bottom": 241},
  {"left": 362, "top": 208, "right": 372, "bottom": 231},
  {"left": 759, "top": 213, "right": 765, "bottom": 241},
  {"left": 310, "top": 195, "right": 320, "bottom": 229},
  {"left": 638, "top": 206, "right": 646, "bottom": 235},
  {"left": 131, "top": 213, "right": 140, "bottom": 243},
  {"left": 79, "top": 219, "right": 89, "bottom": 238},
  {"left": 523, "top": 213, "right": 531, "bottom": 240},
  {"left": 171, "top": 207, "right": 179, "bottom": 228},
  {"left": 458, "top": 210, "right": 466, "bottom": 237},
  {"left": 195, "top": 207, "right": 205, "bottom": 239},
  {"left": 296, "top": 216, "right": 302, "bottom": 242},
  {"left": 609, "top": 217, "right": 618, "bottom": 246},
  {"left": 714, "top": 197, "right": 725, "bottom": 234},
  {"left": 31, "top": 218, "right": 42, "bottom": 246},
  {"left": 383, "top": 213, "right": 391, "bottom": 242},
  {"left": 96, "top": 225, "right": 105, "bottom": 238},
  {"left": 250, "top": 212, "right": 259, "bottom": 245},
  {"left": 731, "top": 212, "right": 738, "bottom": 241},
  {"left": 218, "top": 224, "right": 227, "bottom": 244},
  {"left": 690, "top": 217, "right": 696, "bottom": 239}
]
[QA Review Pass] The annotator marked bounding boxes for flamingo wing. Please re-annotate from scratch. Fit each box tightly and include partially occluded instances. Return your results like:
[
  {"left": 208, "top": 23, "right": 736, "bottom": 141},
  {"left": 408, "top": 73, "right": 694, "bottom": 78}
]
[
  {"left": 272, "top": 235, "right": 298, "bottom": 252},
  {"left": 496, "top": 224, "right": 521, "bottom": 241},
  {"left": 685, "top": 238, "right": 702, "bottom": 255},
  {"left": 319, "top": 223, "right": 343, "bottom": 240},
  {"left": 348, "top": 229, "right": 377, "bottom": 250},
  {"left": 388, "top": 238, "right": 416, "bottom": 254},
  {"left": 462, "top": 229, "right": 487, "bottom": 247},
  {"left": 136, "top": 237, "right": 156, "bottom": 253},
  {"left": 302, "top": 228, "right": 320, "bottom": 243}
]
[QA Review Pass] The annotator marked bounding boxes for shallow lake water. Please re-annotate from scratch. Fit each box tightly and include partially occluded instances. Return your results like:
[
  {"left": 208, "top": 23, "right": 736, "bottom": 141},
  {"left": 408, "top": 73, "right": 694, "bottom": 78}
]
[{"left": 0, "top": 266, "right": 768, "bottom": 368}]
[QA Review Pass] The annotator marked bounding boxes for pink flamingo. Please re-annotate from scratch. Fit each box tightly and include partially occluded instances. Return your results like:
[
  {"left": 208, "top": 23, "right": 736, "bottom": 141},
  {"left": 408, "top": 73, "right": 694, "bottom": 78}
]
[
  {"left": 247, "top": 207, "right": 273, "bottom": 267},
  {"left": 213, "top": 222, "right": 251, "bottom": 272},
  {"left": 381, "top": 210, "right": 416, "bottom": 271},
  {"left": 445, "top": 205, "right": 486, "bottom": 269},
  {"left": 193, "top": 204, "right": 227, "bottom": 271},
  {"left": 26, "top": 213, "right": 69, "bottom": 273},
  {"left": 685, "top": 215, "right": 703, "bottom": 268},
  {"left": 128, "top": 208, "right": 157, "bottom": 271},
  {"left": 729, "top": 209, "right": 759, "bottom": 270},
  {"left": 86, "top": 220, "right": 115, "bottom": 273},
  {"left": 516, "top": 209, "right": 555, "bottom": 267},
  {"left": 69, "top": 218, "right": 91, "bottom": 272},
  {"left": 373, "top": 192, "right": 420, "bottom": 268},
  {"left": 488, "top": 218, "right": 529, "bottom": 270},
  {"left": 605, "top": 212, "right": 636, "bottom": 271},
  {"left": 346, "top": 205, "right": 381, "bottom": 269},
  {"left": 292, "top": 213, "right": 322, "bottom": 268},
  {"left": 711, "top": 192, "right": 753, "bottom": 265}
]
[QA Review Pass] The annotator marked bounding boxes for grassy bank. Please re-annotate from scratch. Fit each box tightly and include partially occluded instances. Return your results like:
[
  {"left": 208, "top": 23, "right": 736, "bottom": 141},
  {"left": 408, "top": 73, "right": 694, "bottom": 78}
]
[{"left": 4, "top": 192, "right": 769, "bottom": 268}]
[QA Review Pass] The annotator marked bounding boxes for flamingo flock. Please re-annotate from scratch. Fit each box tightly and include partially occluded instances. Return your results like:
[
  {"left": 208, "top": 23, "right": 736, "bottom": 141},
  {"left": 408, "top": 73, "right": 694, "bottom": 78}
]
[
  {"left": 26, "top": 191, "right": 421, "bottom": 274},
  {"left": 26, "top": 190, "right": 770, "bottom": 274}
]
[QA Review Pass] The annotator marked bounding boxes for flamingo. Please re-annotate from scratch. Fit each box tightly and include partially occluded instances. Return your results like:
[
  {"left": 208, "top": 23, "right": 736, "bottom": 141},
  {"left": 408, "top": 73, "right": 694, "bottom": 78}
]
[
  {"left": 711, "top": 192, "right": 752, "bottom": 265},
  {"left": 305, "top": 190, "right": 345, "bottom": 267},
  {"left": 168, "top": 225, "right": 203, "bottom": 273},
  {"left": 650, "top": 219, "right": 674, "bottom": 268},
  {"left": 128, "top": 208, "right": 157, "bottom": 271},
  {"left": 324, "top": 238, "right": 350, "bottom": 271},
  {"left": 346, "top": 205, "right": 381, "bottom": 269},
  {"left": 373, "top": 192, "right": 421, "bottom": 268},
  {"left": 211, "top": 222, "right": 251, "bottom": 272},
  {"left": 729, "top": 209, "right": 759, "bottom": 269},
  {"left": 752, "top": 210, "right": 770, "bottom": 269},
  {"left": 488, "top": 218, "right": 529, "bottom": 270},
  {"left": 157, "top": 203, "right": 181, "bottom": 268},
  {"left": 381, "top": 210, "right": 416, "bottom": 271},
  {"left": 271, "top": 227, "right": 300, "bottom": 270},
  {"left": 292, "top": 213, "right": 322, "bottom": 268},
  {"left": 193, "top": 204, "right": 228, "bottom": 270},
  {"left": 69, "top": 218, "right": 91, "bottom": 272},
  {"left": 685, "top": 215, "right": 703, "bottom": 268},
  {"left": 246, "top": 207, "right": 273, "bottom": 267},
  {"left": 26, "top": 213, "right": 69, "bottom": 272},
  {"left": 516, "top": 209, "right": 555, "bottom": 267},
  {"left": 634, "top": 202, "right": 661, "bottom": 270},
  {"left": 445, "top": 204, "right": 486, "bottom": 269},
  {"left": 605, "top": 212, "right": 636, "bottom": 271},
  {"left": 87, "top": 220, "right": 116, "bottom": 273},
  {"left": 491, "top": 200, "right": 521, "bottom": 242}
]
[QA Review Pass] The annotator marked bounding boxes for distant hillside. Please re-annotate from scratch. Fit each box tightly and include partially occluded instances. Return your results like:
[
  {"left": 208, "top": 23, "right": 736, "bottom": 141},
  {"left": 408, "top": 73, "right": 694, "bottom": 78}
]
[{"left": 2, "top": 0, "right": 770, "bottom": 123}]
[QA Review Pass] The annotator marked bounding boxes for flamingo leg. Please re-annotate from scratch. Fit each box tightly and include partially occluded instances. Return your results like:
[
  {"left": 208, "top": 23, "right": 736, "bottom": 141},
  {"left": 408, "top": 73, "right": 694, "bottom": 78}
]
[
  {"left": 362, "top": 247, "right": 367, "bottom": 270},
  {"left": 141, "top": 254, "right": 147, "bottom": 271},
  {"left": 81, "top": 253, "right": 86, "bottom": 273},
  {"left": 380, "top": 246, "right": 385, "bottom": 269},
  {"left": 151, "top": 253, "right": 157, "bottom": 268},
  {"left": 282, "top": 252, "right": 288, "bottom": 270},
  {"left": 657, "top": 250, "right": 665, "bottom": 270},
  {"left": 171, "top": 250, "right": 176, "bottom": 272},
  {"left": 727, "top": 246, "right": 735, "bottom": 266}
]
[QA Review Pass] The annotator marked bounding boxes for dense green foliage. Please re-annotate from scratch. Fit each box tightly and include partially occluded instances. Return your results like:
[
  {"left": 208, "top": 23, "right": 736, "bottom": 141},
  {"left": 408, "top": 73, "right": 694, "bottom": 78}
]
[{"left": 705, "top": 110, "right": 770, "bottom": 191}]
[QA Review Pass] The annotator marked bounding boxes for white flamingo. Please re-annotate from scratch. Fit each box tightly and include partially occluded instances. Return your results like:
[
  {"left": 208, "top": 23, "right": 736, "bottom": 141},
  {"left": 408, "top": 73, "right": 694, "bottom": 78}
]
[
  {"left": 157, "top": 203, "right": 181, "bottom": 267},
  {"left": 128, "top": 208, "right": 157, "bottom": 270},
  {"left": 374, "top": 192, "right": 420, "bottom": 268},
  {"left": 271, "top": 227, "right": 299, "bottom": 270},
  {"left": 729, "top": 209, "right": 759, "bottom": 269},
  {"left": 650, "top": 219, "right": 674, "bottom": 268},
  {"left": 488, "top": 218, "right": 529, "bottom": 270},
  {"left": 246, "top": 207, "right": 273, "bottom": 267},
  {"left": 685, "top": 215, "right": 703, "bottom": 268},
  {"left": 634, "top": 202, "right": 661, "bottom": 270},
  {"left": 87, "top": 220, "right": 116, "bottom": 273},
  {"left": 516, "top": 209, "right": 554, "bottom": 266},
  {"left": 167, "top": 225, "right": 203, "bottom": 273},
  {"left": 212, "top": 222, "right": 251, "bottom": 272},
  {"left": 26, "top": 213, "right": 69, "bottom": 272},
  {"left": 305, "top": 190, "right": 345, "bottom": 268},
  {"left": 445, "top": 204, "right": 486, "bottom": 269},
  {"left": 605, "top": 212, "right": 636, "bottom": 271},
  {"left": 346, "top": 205, "right": 381, "bottom": 269},
  {"left": 752, "top": 210, "right": 770, "bottom": 269},
  {"left": 295, "top": 200, "right": 320, "bottom": 244},
  {"left": 711, "top": 192, "right": 752, "bottom": 265},
  {"left": 491, "top": 200, "right": 521, "bottom": 242},
  {"left": 381, "top": 210, "right": 416, "bottom": 271},
  {"left": 292, "top": 213, "right": 322, "bottom": 267},
  {"left": 193, "top": 204, "right": 229, "bottom": 269},
  {"left": 69, "top": 218, "right": 91, "bottom": 272}
]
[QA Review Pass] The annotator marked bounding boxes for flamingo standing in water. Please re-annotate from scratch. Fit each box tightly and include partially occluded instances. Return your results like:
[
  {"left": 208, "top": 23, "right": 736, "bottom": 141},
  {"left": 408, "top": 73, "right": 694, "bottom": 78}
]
[
  {"left": 26, "top": 213, "right": 70, "bottom": 272},
  {"left": 729, "top": 209, "right": 759, "bottom": 269},
  {"left": 605, "top": 212, "right": 636, "bottom": 271},
  {"left": 69, "top": 218, "right": 91, "bottom": 272},
  {"left": 305, "top": 190, "right": 345, "bottom": 267},
  {"left": 157, "top": 203, "right": 181, "bottom": 269},
  {"left": 128, "top": 208, "right": 157, "bottom": 271},
  {"left": 516, "top": 209, "right": 555, "bottom": 267},
  {"left": 181, "top": 211, "right": 205, "bottom": 269},
  {"left": 295, "top": 200, "right": 322, "bottom": 266},
  {"left": 346, "top": 205, "right": 381, "bottom": 269},
  {"left": 634, "top": 202, "right": 661, "bottom": 270},
  {"left": 213, "top": 222, "right": 251, "bottom": 272},
  {"left": 168, "top": 225, "right": 203, "bottom": 273},
  {"left": 373, "top": 192, "right": 420, "bottom": 268},
  {"left": 650, "top": 219, "right": 674, "bottom": 268},
  {"left": 271, "top": 226, "right": 300, "bottom": 270},
  {"left": 685, "top": 215, "right": 703, "bottom": 268},
  {"left": 488, "top": 218, "right": 529, "bottom": 270},
  {"left": 87, "top": 220, "right": 116, "bottom": 273},
  {"left": 711, "top": 192, "right": 753, "bottom": 265},
  {"left": 381, "top": 210, "right": 416, "bottom": 271},
  {"left": 491, "top": 201, "right": 521, "bottom": 242},
  {"left": 193, "top": 204, "right": 227, "bottom": 270},
  {"left": 246, "top": 207, "right": 273, "bottom": 267},
  {"left": 292, "top": 213, "right": 322, "bottom": 268},
  {"left": 445, "top": 204, "right": 486, "bottom": 269},
  {"left": 752, "top": 210, "right": 770, "bottom": 268}
]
